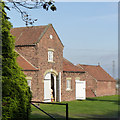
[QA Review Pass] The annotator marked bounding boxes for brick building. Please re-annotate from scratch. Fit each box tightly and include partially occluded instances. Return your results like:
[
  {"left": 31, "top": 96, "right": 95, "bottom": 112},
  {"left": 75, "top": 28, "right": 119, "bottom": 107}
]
[{"left": 11, "top": 24, "right": 116, "bottom": 102}]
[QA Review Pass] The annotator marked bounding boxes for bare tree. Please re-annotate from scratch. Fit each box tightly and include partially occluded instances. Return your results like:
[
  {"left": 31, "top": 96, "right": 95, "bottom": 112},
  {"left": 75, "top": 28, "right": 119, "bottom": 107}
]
[{"left": 5, "top": 0, "right": 56, "bottom": 26}]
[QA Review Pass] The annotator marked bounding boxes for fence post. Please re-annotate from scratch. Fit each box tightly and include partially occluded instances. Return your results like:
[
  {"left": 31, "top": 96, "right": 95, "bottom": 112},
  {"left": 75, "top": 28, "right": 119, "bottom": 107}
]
[{"left": 66, "top": 103, "right": 68, "bottom": 120}]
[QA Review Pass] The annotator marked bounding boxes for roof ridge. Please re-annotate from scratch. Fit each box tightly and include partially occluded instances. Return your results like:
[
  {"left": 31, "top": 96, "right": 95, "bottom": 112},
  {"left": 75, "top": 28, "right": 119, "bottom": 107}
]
[
  {"left": 78, "top": 64, "right": 115, "bottom": 81},
  {"left": 35, "top": 24, "right": 51, "bottom": 45},
  {"left": 77, "top": 64, "right": 98, "bottom": 81},
  {"left": 63, "top": 57, "right": 84, "bottom": 71},
  {"left": 15, "top": 50, "right": 39, "bottom": 70},
  {"left": 98, "top": 66, "right": 115, "bottom": 81},
  {"left": 78, "top": 64, "right": 99, "bottom": 67},
  {"left": 76, "top": 64, "right": 85, "bottom": 70},
  {"left": 11, "top": 25, "right": 48, "bottom": 29},
  {"left": 50, "top": 24, "right": 64, "bottom": 47},
  {"left": 63, "top": 58, "right": 76, "bottom": 66}
]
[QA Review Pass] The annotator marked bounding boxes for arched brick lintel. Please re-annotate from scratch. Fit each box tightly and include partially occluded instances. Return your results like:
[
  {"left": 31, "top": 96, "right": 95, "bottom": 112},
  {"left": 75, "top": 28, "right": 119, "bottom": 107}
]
[{"left": 44, "top": 69, "right": 58, "bottom": 77}]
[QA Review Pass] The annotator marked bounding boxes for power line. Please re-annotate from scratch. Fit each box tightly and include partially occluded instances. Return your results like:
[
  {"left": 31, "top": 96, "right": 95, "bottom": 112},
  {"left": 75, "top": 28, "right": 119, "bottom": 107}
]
[{"left": 112, "top": 60, "right": 115, "bottom": 79}]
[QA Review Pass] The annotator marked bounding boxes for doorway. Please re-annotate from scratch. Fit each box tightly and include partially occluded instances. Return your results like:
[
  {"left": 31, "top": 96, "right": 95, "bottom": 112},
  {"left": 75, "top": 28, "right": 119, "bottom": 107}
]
[
  {"left": 51, "top": 74, "right": 55, "bottom": 101},
  {"left": 44, "top": 71, "right": 61, "bottom": 102},
  {"left": 44, "top": 72, "right": 56, "bottom": 102}
]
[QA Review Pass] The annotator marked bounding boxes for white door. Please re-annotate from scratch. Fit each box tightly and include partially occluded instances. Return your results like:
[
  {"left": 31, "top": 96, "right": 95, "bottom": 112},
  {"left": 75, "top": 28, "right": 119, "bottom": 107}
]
[
  {"left": 76, "top": 80, "right": 86, "bottom": 100},
  {"left": 44, "top": 72, "right": 51, "bottom": 102}
]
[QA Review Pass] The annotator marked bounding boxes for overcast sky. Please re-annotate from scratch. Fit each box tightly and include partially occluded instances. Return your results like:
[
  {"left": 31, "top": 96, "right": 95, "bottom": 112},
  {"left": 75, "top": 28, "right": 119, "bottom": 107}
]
[{"left": 6, "top": 2, "right": 118, "bottom": 79}]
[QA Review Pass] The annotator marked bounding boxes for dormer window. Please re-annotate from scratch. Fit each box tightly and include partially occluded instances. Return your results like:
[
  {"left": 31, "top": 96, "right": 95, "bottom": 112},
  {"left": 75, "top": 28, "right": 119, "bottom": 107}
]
[{"left": 48, "top": 49, "right": 54, "bottom": 62}]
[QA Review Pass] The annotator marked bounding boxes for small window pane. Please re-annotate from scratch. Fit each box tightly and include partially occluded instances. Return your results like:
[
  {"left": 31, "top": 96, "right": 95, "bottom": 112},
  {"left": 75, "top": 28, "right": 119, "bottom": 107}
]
[
  {"left": 48, "top": 51, "right": 53, "bottom": 62},
  {"left": 50, "top": 35, "right": 53, "bottom": 39},
  {"left": 27, "top": 80, "right": 31, "bottom": 89},
  {"left": 66, "top": 80, "right": 71, "bottom": 90}
]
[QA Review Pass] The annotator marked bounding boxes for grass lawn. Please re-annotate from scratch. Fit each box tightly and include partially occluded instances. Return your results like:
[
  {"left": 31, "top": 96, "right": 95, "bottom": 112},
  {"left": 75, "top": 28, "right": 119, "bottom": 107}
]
[{"left": 30, "top": 95, "right": 119, "bottom": 120}]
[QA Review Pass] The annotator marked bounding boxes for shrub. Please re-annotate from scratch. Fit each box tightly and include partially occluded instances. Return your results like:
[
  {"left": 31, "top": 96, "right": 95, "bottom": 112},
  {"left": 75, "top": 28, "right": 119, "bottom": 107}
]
[{"left": 2, "top": 2, "right": 32, "bottom": 120}]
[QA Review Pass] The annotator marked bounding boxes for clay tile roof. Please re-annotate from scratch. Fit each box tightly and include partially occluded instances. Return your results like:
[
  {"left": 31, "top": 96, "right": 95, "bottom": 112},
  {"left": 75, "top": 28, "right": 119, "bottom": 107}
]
[
  {"left": 63, "top": 58, "right": 85, "bottom": 73},
  {"left": 16, "top": 54, "right": 39, "bottom": 71},
  {"left": 11, "top": 25, "right": 49, "bottom": 46},
  {"left": 77, "top": 64, "right": 115, "bottom": 81}
]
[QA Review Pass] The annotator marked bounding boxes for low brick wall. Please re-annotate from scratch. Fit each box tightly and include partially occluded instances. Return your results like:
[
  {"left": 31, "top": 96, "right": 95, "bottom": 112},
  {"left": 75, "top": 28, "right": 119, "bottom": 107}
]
[{"left": 96, "top": 81, "right": 116, "bottom": 96}]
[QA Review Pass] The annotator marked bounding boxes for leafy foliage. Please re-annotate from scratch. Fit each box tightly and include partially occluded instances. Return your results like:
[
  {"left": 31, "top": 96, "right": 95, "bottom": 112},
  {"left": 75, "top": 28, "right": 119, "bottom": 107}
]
[{"left": 2, "top": 2, "right": 32, "bottom": 120}]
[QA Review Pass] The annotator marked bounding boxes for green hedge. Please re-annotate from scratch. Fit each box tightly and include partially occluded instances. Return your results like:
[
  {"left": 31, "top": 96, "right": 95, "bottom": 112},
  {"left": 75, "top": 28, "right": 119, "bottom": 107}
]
[{"left": 1, "top": 2, "right": 32, "bottom": 120}]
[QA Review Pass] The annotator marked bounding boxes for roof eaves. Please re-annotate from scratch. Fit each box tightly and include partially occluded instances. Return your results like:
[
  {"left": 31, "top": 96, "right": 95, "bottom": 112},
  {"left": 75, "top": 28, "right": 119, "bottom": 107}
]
[
  {"left": 99, "top": 66, "right": 116, "bottom": 81},
  {"left": 15, "top": 44, "right": 36, "bottom": 47},
  {"left": 78, "top": 64, "right": 98, "bottom": 67},
  {"left": 15, "top": 50, "right": 39, "bottom": 70},
  {"left": 97, "top": 79, "right": 116, "bottom": 82},
  {"left": 50, "top": 24, "right": 64, "bottom": 48},
  {"left": 22, "top": 69, "right": 39, "bottom": 71},
  {"left": 77, "top": 64, "right": 98, "bottom": 82},
  {"left": 63, "top": 71, "right": 85, "bottom": 73},
  {"left": 35, "top": 24, "right": 50, "bottom": 45},
  {"left": 78, "top": 64, "right": 116, "bottom": 82}
]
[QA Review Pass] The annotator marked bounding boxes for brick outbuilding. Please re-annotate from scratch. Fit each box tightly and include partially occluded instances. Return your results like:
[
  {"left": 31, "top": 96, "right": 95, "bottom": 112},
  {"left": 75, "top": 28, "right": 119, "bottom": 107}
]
[
  {"left": 77, "top": 64, "right": 116, "bottom": 97},
  {"left": 11, "top": 24, "right": 116, "bottom": 102}
]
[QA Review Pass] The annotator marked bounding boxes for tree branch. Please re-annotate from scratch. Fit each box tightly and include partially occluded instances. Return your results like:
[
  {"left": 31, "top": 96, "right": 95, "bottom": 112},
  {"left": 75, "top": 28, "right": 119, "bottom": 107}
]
[{"left": 5, "top": 0, "right": 56, "bottom": 26}]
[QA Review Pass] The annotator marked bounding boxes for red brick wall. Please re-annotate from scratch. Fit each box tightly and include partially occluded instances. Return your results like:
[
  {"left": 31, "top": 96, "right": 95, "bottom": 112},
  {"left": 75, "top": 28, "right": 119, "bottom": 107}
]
[
  {"left": 17, "top": 25, "right": 64, "bottom": 102},
  {"left": 96, "top": 81, "right": 116, "bottom": 96},
  {"left": 36, "top": 25, "right": 64, "bottom": 101},
  {"left": 15, "top": 46, "right": 38, "bottom": 67},
  {"left": 23, "top": 71, "right": 39, "bottom": 100},
  {"left": 37, "top": 25, "right": 63, "bottom": 72},
  {"left": 62, "top": 72, "right": 96, "bottom": 101},
  {"left": 15, "top": 25, "right": 116, "bottom": 102}
]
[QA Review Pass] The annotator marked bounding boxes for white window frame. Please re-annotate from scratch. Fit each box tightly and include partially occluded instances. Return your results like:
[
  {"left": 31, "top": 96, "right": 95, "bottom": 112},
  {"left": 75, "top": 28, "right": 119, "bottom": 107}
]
[
  {"left": 48, "top": 49, "right": 54, "bottom": 62},
  {"left": 26, "top": 77, "right": 32, "bottom": 90},
  {"left": 27, "top": 80, "right": 31, "bottom": 89},
  {"left": 66, "top": 78, "right": 72, "bottom": 91},
  {"left": 50, "top": 34, "right": 53, "bottom": 39}
]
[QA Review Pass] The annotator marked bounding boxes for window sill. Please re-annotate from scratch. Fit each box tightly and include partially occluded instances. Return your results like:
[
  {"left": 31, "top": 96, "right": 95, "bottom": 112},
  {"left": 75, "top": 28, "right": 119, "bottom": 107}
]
[
  {"left": 66, "top": 88, "right": 72, "bottom": 91},
  {"left": 48, "top": 61, "right": 55, "bottom": 63}
]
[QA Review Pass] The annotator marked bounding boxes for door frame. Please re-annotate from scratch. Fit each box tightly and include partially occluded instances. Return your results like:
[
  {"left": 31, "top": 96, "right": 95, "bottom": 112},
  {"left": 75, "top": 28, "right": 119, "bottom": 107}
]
[{"left": 44, "top": 69, "right": 59, "bottom": 102}]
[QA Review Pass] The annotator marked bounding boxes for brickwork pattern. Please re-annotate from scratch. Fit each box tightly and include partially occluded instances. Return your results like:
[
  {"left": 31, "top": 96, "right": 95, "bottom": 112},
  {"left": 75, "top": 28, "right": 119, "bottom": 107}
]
[
  {"left": 96, "top": 81, "right": 116, "bottom": 96},
  {"left": 15, "top": 25, "right": 116, "bottom": 102},
  {"left": 62, "top": 72, "right": 96, "bottom": 101},
  {"left": 16, "top": 25, "right": 64, "bottom": 101}
]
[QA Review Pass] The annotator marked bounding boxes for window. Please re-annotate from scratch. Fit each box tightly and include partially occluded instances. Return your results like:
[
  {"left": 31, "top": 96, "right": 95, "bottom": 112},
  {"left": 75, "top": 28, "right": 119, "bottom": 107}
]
[
  {"left": 27, "top": 80, "right": 31, "bottom": 89},
  {"left": 26, "top": 77, "right": 32, "bottom": 90},
  {"left": 50, "top": 34, "right": 53, "bottom": 39},
  {"left": 66, "top": 79, "right": 71, "bottom": 90},
  {"left": 48, "top": 50, "right": 53, "bottom": 62}
]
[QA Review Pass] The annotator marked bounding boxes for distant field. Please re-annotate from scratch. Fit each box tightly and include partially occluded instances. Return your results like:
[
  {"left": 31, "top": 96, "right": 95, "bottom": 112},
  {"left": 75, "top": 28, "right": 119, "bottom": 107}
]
[{"left": 30, "top": 95, "right": 119, "bottom": 120}]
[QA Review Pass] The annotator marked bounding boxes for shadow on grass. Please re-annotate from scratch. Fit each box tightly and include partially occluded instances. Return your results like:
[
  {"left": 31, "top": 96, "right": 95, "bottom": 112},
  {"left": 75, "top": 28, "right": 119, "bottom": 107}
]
[
  {"left": 30, "top": 113, "right": 66, "bottom": 120},
  {"left": 86, "top": 98, "right": 119, "bottom": 105},
  {"left": 30, "top": 118, "right": 118, "bottom": 120},
  {"left": 30, "top": 110, "right": 119, "bottom": 120},
  {"left": 30, "top": 96, "right": 119, "bottom": 120}
]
